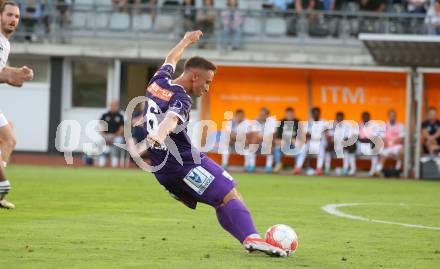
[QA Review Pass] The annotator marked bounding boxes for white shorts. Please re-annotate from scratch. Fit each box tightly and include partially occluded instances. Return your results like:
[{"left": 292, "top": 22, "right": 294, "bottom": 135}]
[
  {"left": 0, "top": 112, "right": 8, "bottom": 128},
  {"left": 381, "top": 145, "right": 403, "bottom": 157}
]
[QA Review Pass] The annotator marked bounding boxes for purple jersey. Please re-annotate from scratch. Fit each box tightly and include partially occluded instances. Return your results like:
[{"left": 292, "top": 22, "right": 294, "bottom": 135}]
[{"left": 145, "top": 64, "right": 205, "bottom": 174}]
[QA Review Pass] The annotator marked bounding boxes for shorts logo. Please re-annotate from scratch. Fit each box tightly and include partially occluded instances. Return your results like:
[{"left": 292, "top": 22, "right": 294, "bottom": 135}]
[
  {"left": 183, "top": 166, "right": 215, "bottom": 195},
  {"left": 222, "top": 170, "right": 234, "bottom": 181}
]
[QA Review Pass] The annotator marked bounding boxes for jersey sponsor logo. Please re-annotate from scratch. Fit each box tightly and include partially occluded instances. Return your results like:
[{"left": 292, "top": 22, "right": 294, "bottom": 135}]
[
  {"left": 183, "top": 166, "right": 215, "bottom": 195},
  {"left": 147, "top": 82, "right": 174, "bottom": 101}
]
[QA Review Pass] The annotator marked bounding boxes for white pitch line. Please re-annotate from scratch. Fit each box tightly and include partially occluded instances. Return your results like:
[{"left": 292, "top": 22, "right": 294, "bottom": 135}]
[{"left": 322, "top": 203, "right": 440, "bottom": 231}]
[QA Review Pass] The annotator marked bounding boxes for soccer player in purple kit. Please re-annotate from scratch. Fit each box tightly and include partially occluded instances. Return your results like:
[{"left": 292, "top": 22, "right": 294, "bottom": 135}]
[{"left": 144, "top": 30, "right": 287, "bottom": 257}]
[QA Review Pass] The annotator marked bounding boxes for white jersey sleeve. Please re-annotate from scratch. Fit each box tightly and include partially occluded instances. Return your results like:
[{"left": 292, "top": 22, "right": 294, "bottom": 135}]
[{"left": 0, "top": 33, "right": 11, "bottom": 72}]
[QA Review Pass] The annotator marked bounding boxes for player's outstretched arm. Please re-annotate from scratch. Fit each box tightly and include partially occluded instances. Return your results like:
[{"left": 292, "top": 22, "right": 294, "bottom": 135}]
[
  {"left": 0, "top": 66, "right": 34, "bottom": 87},
  {"left": 164, "top": 30, "right": 203, "bottom": 68},
  {"left": 147, "top": 113, "right": 179, "bottom": 148}
]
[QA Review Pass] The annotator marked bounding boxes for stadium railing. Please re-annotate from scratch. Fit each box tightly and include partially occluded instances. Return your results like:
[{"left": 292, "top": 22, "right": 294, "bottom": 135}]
[{"left": 12, "top": 2, "right": 437, "bottom": 46}]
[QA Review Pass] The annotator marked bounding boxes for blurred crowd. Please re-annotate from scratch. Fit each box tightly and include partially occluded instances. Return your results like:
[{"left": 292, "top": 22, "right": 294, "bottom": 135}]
[{"left": 10, "top": 0, "right": 440, "bottom": 45}]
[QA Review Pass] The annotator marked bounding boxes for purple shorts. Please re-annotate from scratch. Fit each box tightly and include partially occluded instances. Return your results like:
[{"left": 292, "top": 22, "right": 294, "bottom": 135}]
[{"left": 154, "top": 157, "right": 237, "bottom": 209}]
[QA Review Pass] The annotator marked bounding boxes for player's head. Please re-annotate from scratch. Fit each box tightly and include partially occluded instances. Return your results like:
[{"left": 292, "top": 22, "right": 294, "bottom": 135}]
[
  {"left": 336, "top": 112, "right": 344, "bottom": 122},
  {"left": 361, "top": 111, "right": 370, "bottom": 123},
  {"left": 109, "top": 100, "right": 119, "bottom": 113},
  {"left": 257, "top": 107, "right": 270, "bottom": 122},
  {"left": 284, "top": 107, "right": 295, "bottom": 120},
  {"left": 388, "top": 109, "right": 396, "bottom": 123},
  {"left": 0, "top": 1, "right": 19, "bottom": 36},
  {"left": 235, "top": 109, "right": 245, "bottom": 122},
  {"left": 311, "top": 107, "right": 321, "bottom": 121},
  {"left": 427, "top": 107, "right": 437, "bottom": 121},
  {"left": 183, "top": 56, "right": 217, "bottom": 97}
]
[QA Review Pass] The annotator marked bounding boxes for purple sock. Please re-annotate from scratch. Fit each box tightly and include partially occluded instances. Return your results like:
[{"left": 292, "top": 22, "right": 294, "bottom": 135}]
[{"left": 215, "top": 199, "right": 259, "bottom": 243}]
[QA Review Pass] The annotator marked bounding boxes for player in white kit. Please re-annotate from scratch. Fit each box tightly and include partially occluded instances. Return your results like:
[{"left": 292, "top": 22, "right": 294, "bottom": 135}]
[
  {"left": 0, "top": 1, "right": 34, "bottom": 209},
  {"left": 293, "top": 107, "right": 328, "bottom": 175}
]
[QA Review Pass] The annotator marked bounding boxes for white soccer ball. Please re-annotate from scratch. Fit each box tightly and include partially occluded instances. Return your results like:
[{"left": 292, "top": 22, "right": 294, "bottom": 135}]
[{"left": 265, "top": 224, "right": 298, "bottom": 254}]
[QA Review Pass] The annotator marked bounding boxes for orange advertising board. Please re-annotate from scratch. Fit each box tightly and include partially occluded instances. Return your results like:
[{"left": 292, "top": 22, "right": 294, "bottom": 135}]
[
  {"left": 208, "top": 66, "right": 309, "bottom": 126},
  {"left": 206, "top": 67, "right": 407, "bottom": 129},
  {"left": 310, "top": 70, "right": 407, "bottom": 122},
  {"left": 425, "top": 73, "right": 440, "bottom": 111}
]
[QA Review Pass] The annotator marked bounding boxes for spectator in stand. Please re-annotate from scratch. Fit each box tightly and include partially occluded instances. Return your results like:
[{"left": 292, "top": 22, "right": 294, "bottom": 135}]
[
  {"left": 196, "top": 0, "right": 216, "bottom": 48},
  {"left": 113, "top": 0, "right": 129, "bottom": 13},
  {"left": 221, "top": 109, "right": 247, "bottom": 170},
  {"left": 41, "top": 0, "right": 72, "bottom": 34},
  {"left": 98, "top": 100, "right": 125, "bottom": 168},
  {"left": 421, "top": 107, "right": 440, "bottom": 161},
  {"left": 182, "top": 0, "right": 196, "bottom": 33},
  {"left": 425, "top": 0, "right": 440, "bottom": 34},
  {"left": 273, "top": 107, "right": 299, "bottom": 173},
  {"left": 374, "top": 109, "right": 405, "bottom": 175},
  {"left": 264, "top": 0, "right": 294, "bottom": 11},
  {"left": 360, "top": 0, "right": 385, "bottom": 12},
  {"left": 407, "top": 0, "right": 427, "bottom": 13},
  {"left": 295, "top": 0, "right": 316, "bottom": 11},
  {"left": 131, "top": 0, "right": 156, "bottom": 14},
  {"left": 221, "top": 0, "right": 243, "bottom": 50},
  {"left": 329, "top": 0, "right": 346, "bottom": 11},
  {"left": 55, "top": 0, "right": 71, "bottom": 29},
  {"left": 21, "top": 0, "right": 42, "bottom": 42}
]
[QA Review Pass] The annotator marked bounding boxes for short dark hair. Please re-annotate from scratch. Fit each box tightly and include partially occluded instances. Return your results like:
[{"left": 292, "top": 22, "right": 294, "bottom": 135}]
[
  {"left": 311, "top": 107, "right": 321, "bottom": 113},
  {"left": 236, "top": 109, "right": 244, "bottom": 114},
  {"left": 336, "top": 111, "right": 344, "bottom": 117},
  {"left": 285, "top": 107, "right": 294, "bottom": 112},
  {"left": 428, "top": 106, "right": 437, "bottom": 112},
  {"left": 0, "top": 1, "right": 18, "bottom": 14},
  {"left": 184, "top": 56, "right": 217, "bottom": 72}
]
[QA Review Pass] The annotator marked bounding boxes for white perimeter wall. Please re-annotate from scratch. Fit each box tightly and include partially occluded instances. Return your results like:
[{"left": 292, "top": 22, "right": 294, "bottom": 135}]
[{"left": 0, "top": 83, "right": 50, "bottom": 151}]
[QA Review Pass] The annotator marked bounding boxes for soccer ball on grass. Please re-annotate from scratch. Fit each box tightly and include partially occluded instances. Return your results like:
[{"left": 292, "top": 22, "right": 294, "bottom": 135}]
[{"left": 265, "top": 224, "right": 298, "bottom": 254}]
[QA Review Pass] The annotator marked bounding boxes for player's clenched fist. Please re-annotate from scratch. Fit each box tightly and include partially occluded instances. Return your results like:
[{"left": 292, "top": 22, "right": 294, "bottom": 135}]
[
  {"left": 21, "top": 66, "right": 34, "bottom": 81},
  {"left": 147, "top": 132, "right": 165, "bottom": 149},
  {"left": 7, "top": 66, "right": 34, "bottom": 87},
  {"left": 183, "top": 30, "right": 203, "bottom": 44}
]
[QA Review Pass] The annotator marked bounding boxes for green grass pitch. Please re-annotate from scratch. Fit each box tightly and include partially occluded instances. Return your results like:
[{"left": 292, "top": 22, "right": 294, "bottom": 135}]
[{"left": 1, "top": 165, "right": 440, "bottom": 269}]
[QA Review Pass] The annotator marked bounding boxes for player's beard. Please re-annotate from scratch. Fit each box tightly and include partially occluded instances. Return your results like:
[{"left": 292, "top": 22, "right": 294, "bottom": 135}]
[{"left": 1, "top": 19, "right": 16, "bottom": 35}]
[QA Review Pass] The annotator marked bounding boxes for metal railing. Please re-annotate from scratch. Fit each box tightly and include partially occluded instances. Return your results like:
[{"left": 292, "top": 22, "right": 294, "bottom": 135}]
[{"left": 12, "top": 2, "right": 439, "bottom": 46}]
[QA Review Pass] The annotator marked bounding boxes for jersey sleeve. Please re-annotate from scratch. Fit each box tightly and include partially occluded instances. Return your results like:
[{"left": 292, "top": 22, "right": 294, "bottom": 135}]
[
  {"left": 167, "top": 93, "right": 192, "bottom": 124},
  {"left": 117, "top": 112, "right": 125, "bottom": 129},
  {"left": 149, "top": 64, "right": 175, "bottom": 85},
  {"left": 100, "top": 113, "right": 106, "bottom": 121}
]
